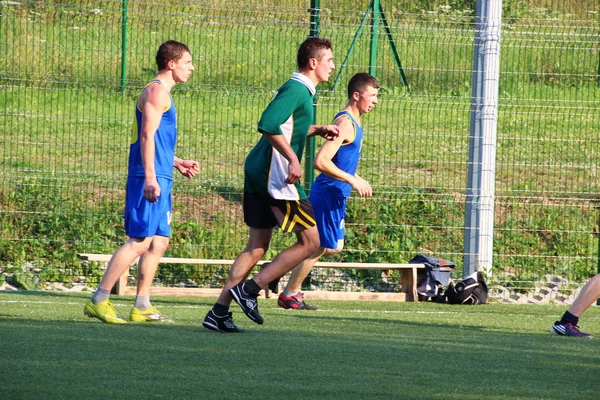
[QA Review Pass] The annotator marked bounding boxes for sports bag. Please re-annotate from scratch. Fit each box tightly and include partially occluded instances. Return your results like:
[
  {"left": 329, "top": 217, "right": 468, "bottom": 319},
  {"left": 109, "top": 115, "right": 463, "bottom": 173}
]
[
  {"left": 410, "top": 254, "right": 455, "bottom": 302},
  {"left": 446, "top": 271, "right": 488, "bottom": 305}
]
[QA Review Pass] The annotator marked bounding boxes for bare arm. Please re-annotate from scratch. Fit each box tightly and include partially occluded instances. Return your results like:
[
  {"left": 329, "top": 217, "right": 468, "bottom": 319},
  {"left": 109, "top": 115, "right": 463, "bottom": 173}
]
[
  {"left": 139, "top": 84, "right": 170, "bottom": 202},
  {"left": 308, "top": 124, "right": 340, "bottom": 140},
  {"left": 313, "top": 117, "right": 372, "bottom": 198}
]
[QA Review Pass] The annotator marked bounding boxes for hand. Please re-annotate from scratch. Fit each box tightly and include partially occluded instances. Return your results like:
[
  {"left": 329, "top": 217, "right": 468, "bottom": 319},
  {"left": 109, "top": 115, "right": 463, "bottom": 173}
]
[
  {"left": 144, "top": 179, "right": 161, "bottom": 203},
  {"left": 176, "top": 159, "right": 200, "bottom": 178},
  {"left": 319, "top": 125, "right": 340, "bottom": 141},
  {"left": 351, "top": 176, "right": 372, "bottom": 198},
  {"left": 285, "top": 160, "right": 302, "bottom": 184}
]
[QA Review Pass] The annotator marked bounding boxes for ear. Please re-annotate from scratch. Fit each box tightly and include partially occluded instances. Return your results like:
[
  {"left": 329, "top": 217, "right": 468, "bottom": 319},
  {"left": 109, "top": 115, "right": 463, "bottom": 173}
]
[
  {"left": 167, "top": 59, "right": 176, "bottom": 70},
  {"left": 352, "top": 91, "right": 360, "bottom": 101},
  {"left": 309, "top": 57, "right": 318, "bottom": 70}
]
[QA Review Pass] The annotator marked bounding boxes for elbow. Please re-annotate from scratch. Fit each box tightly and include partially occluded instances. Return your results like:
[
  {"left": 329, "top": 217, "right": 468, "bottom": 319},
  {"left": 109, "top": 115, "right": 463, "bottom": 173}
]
[{"left": 313, "top": 158, "right": 324, "bottom": 171}]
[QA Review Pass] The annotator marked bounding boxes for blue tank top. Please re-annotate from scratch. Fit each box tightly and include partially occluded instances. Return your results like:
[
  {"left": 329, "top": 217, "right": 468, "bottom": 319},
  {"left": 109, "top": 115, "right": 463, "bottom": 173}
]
[
  {"left": 128, "top": 80, "right": 177, "bottom": 180},
  {"left": 312, "top": 111, "right": 363, "bottom": 197}
]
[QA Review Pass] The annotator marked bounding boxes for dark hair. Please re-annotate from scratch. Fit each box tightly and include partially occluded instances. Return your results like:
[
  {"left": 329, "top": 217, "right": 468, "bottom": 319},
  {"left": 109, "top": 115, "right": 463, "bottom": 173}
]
[
  {"left": 347, "top": 72, "right": 380, "bottom": 99},
  {"left": 297, "top": 37, "right": 333, "bottom": 70},
  {"left": 156, "top": 40, "right": 191, "bottom": 70}
]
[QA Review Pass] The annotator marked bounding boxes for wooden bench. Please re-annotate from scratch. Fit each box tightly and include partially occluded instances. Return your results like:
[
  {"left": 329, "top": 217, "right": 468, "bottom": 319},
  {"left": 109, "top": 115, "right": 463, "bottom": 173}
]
[{"left": 77, "top": 253, "right": 425, "bottom": 302}]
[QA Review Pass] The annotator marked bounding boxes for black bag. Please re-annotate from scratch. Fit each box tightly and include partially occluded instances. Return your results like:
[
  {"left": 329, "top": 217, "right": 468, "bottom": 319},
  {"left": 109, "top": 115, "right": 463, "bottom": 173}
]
[
  {"left": 446, "top": 271, "right": 488, "bottom": 305},
  {"left": 410, "top": 254, "right": 455, "bottom": 302}
]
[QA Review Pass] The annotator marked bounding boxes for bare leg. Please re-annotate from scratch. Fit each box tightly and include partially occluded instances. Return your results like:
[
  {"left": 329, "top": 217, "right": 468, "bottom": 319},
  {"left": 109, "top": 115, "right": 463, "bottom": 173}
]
[
  {"left": 253, "top": 226, "right": 320, "bottom": 288},
  {"left": 283, "top": 246, "right": 341, "bottom": 295},
  {"left": 98, "top": 237, "right": 153, "bottom": 292},
  {"left": 216, "top": 227, "right": 273, "bottom": 306},
  {"left": 568, "top": 274, "right": 600, "bottom": 317},
  {"left": 136, "top": 235, "right": 170, "bottom": 296}
]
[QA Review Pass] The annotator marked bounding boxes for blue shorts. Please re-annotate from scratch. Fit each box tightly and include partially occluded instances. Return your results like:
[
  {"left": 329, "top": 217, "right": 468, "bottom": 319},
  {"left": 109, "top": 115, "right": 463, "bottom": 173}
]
[
  {"left": 309, "top": 189, "right": 346, "bottom": 250},
  {"left": 124, "top": 176, "right": 173, "bottom": 238}
]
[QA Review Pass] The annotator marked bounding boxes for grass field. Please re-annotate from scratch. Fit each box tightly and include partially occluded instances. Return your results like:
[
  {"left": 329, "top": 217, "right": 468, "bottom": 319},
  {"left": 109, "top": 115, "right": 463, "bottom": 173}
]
[{"left": 1, "top": 291, "right": 600, "bottom": 399}]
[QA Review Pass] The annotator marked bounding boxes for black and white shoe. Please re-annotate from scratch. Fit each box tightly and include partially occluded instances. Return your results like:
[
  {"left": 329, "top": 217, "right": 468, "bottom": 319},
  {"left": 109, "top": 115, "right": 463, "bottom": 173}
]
[
  {"left": 202, "top": 310, "right": 244, "bottom": 333},
  {"left": 229, "top": 282, "right": 264, "bottom": 324}
]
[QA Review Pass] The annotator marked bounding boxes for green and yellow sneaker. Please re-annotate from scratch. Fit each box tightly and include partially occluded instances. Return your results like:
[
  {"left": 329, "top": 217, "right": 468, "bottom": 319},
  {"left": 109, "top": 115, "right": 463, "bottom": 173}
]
[
  {"left": 129, "top": 306, "right": 174, "bottom": 323},
  {"left": 84, "top": 299, "right": 127, "bottom": 324}
]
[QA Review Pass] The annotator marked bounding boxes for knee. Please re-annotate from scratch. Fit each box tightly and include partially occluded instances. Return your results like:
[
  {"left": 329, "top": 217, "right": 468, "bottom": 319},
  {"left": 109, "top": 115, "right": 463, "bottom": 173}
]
[
  {"left": 244, "top": 241, "right": 269, "bottom": 260},
  {"left": 328, "top": 247, "right": 343, "bottom": 256},
  {"left": 305, "top": 230, "right": 320, "bottom": 254},
  {"left": 249, "top": 246, "right": 268, "bottom": 260},
  {"left": 150, "top": 237, "right": 170, "bottom": 255},
  {"left": 127, "top": 238, "right": 152, "bottom": 256}
]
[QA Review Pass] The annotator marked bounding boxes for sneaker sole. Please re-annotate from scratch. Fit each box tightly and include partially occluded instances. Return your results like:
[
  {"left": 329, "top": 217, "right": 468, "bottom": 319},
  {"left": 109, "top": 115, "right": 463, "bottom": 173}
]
[
  {"left": 202, "top": 321, "right": 225, "bottom": 332},
  {"left": 130, "top": 317, "right": 174, "bottom": 323},
  {"left": 202, "top": 321, "right": 244, "bottom": 333}
]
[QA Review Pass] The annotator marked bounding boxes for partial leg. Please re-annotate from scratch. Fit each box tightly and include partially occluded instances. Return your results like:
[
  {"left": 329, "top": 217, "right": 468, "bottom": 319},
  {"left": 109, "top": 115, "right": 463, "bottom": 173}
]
[
  {"left": 551, "top": 273, "right": 600, "bottom": 338},
  {"left": 253, "top": 226, "right": 320, "bottom": 288},
  {"left": 136, "top": 235, "right": 169, "bottom": 297},
  {"left": 284, "top": 246, "right": 339, "bottom": 295},
  {"left": 97, "top": 237, "right": 153, "bottom": 293},
  {"left": 203, "top": 227, "right": 271, "bottom": 332},
  {"left": 84, "top": 237, "right": 152, "bottom": 323},
  {"left": 130, "top": 235, "right": 174, "bottom": 322},
  {"left": 217, "top": 227, "right": 272, "bottom": 306},
  {"left": 277, "top": 246, "right": 340, "bottom": 310},
  {"left": 568, "top": 274, "right": 600, "bottom": 317}
]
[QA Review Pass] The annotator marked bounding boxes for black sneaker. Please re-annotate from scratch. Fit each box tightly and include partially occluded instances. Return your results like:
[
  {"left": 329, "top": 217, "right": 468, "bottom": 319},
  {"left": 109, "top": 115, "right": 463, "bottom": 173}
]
[
  {"left": 260, "top": 262, "right": 280, "bottom": 293},
  {"left": 277, "top": 292, "right": 318, "bottom": 310},
  {"left": 202, "top": 310, "right": 244, "bottom": 333},
  {"left": 551, "top": 321, "right": 592, "bottom": 338},
  {"left": 229, "top": 282, "right": 264, "bottom": 324}
]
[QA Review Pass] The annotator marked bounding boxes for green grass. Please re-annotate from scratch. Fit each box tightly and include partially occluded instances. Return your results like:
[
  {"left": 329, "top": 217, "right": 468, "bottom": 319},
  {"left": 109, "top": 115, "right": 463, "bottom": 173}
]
[{"left": 1, "top": 291, "right": 600, "bottom": 399}]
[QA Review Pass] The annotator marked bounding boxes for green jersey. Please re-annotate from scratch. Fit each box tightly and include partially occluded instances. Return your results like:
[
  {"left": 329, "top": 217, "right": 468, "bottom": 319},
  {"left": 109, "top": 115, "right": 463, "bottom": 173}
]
[{"left": 245, "top": 73, "right": 316, "bottom": 200}]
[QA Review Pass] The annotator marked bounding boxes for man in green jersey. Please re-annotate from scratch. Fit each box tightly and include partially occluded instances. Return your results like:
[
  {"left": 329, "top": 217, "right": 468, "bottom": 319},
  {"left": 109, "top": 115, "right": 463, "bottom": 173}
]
[{"left": 203, "top": 37, "right": 338, "bottom": 332}]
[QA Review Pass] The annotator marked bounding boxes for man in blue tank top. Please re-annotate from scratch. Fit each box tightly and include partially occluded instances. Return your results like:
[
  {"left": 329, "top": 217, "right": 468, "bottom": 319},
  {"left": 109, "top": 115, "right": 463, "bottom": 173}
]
[
  {"left": 276, "top": 73, "right": 380, "bottom": 309},
  {"left": 84, "top": 40, "right": 199, "bottom": 324}
]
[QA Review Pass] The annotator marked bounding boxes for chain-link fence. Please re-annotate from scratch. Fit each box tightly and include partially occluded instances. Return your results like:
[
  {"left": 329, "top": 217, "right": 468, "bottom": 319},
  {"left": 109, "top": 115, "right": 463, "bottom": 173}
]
[{"left": 1, "top": 1, "right": 599, "bottom": 301}]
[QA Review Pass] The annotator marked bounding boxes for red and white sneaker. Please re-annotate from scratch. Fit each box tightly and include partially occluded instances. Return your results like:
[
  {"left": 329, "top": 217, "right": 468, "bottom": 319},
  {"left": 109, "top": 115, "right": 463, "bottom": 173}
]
[{"left": 277, "top": 292, "right": 318, "bottom": 310}]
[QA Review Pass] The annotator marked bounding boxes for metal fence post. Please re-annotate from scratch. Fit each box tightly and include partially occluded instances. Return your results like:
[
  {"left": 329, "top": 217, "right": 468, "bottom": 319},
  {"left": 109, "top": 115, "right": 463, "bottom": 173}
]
[
  {"left": 464, "top": 0, "right": 503, "bottom": 277},
  {"left": 121, "top": 0, "right": 129, "bottom": 95},
  {"left": 369, "top": 0, "right": 380, "bottom": 77},
  {"left": 304, "top": 0, "right": 321, "bottom": 191}
]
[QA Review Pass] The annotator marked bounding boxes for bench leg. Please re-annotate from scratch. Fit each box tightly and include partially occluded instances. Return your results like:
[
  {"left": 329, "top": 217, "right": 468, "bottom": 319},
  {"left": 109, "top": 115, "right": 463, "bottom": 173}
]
[{"left": 401, "top": 268, "right": 419, "bottom": 302}]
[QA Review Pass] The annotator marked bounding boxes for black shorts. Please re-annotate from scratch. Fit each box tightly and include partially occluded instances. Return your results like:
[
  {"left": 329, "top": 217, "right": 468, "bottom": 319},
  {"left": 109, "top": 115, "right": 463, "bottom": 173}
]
[{"left": 243, "top": 192, "right": 316, "bottom": 233}]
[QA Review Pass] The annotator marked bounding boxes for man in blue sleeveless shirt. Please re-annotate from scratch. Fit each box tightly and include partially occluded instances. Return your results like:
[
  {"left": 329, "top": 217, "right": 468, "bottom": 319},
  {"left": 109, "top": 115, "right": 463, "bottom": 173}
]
[
  {"left": 84, "top": 40, "right": 199, "bottom": 324},
  {"left": 277, "top": 73, "right": 380, "bottom": 309}
]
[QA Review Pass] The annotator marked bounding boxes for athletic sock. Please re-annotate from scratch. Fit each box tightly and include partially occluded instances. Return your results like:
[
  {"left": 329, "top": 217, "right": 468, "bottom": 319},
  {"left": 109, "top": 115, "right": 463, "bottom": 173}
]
[
  {"left": 560, "top": 310, "right": 579, "bottom": 326},
  {"left": 91, "top": 287, "right": 110, "bottom": 305},
  {"left": 213, "top": 302, "right": 229, "bottom": 317},
  {"left": 134, "top": 295, "right": 151, "bottom": 311},
  {"left": 244, "top": 279, "right": 261, "bottom": 295}
]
